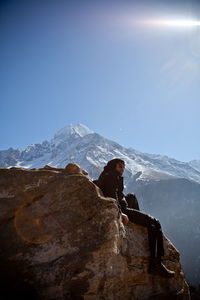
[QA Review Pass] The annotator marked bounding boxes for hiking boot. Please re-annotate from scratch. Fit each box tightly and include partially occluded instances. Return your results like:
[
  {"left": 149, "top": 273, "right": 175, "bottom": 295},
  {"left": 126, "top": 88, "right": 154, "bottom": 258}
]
[{"left": 148, "top": 258, "right": 175, "bottom": 278}]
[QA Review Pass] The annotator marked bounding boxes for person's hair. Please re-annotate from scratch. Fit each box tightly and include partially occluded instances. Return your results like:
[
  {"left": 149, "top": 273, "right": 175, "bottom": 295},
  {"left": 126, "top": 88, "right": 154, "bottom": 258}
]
[
  {"left": 103, "top": 158, "right": 125, "bottom": 172},
  {"left": 98, "top": 158, "right": 125, "bottom": 181}
]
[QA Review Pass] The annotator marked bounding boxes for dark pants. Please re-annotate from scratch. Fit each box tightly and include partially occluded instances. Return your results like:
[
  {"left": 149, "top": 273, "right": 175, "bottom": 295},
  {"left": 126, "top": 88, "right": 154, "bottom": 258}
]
[
  {"left": 123, "top": 195, "right": 165, "bottom": 258},
  {"left": 125, "top": 193, "right": 140, "bottom": 210}
]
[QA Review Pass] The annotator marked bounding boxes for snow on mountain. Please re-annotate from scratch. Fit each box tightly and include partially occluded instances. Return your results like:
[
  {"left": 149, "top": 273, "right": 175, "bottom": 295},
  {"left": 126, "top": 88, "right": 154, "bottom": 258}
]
[
  {"left": 126, "top": 148, "right": 200, "bottom": 183},
  {"left": 0, "top": 123, "right": 200, "bottom": 184},
  {"left": 52, "top": 123, "right": 94, "bottom": 147},
  {"left": 189, "top": 159, "right": 200, "bottom": 173}
]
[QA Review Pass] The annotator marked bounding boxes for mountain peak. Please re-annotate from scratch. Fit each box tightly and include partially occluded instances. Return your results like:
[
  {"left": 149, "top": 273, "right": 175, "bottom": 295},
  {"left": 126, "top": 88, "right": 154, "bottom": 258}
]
[{"left": 52, "top": 123, "right": 94, "bottom": 141}]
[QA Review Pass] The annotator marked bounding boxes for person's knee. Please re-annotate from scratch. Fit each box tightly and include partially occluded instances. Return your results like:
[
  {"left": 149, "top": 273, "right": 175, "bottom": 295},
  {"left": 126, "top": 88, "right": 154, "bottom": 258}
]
[
  {"left": 152, "top": 218, "right": 161, "bottom": 229},
  {"left": 125, "top": 193, "right": 140, "bottom": 210},
  {"left": 147, "top": 215, "right": 161, "bottom": 229}
]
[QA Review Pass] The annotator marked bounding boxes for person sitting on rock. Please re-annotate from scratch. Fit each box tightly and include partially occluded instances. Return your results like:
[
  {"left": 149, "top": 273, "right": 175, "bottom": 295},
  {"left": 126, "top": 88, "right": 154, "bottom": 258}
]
[{"left": 93, "top": 158, "right": 175, "bottom": 278}]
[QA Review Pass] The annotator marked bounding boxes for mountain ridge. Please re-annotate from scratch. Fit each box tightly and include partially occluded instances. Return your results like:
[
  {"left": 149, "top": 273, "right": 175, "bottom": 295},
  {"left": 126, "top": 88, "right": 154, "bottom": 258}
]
[{"left": 1, "top": 123, "right": 200, "bottom": 184}]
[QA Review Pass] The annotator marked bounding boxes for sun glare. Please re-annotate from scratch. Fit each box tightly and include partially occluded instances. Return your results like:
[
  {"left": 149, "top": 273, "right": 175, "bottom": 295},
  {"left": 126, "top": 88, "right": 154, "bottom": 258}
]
[{"left": 141, "top": 19, "right": 200, "bottom": 27}]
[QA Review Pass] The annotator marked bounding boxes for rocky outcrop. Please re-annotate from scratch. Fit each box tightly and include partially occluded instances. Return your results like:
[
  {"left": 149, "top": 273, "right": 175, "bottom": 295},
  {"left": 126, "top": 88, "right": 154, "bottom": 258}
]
[{"left": 0, "top": 164, "right": 190, "bottom": 299}]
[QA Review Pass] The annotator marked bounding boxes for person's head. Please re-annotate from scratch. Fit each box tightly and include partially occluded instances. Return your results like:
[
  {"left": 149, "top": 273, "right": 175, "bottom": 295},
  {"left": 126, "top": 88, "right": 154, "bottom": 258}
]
[{"left": 103, "top": 158, "right": 125, "bottom": 175}]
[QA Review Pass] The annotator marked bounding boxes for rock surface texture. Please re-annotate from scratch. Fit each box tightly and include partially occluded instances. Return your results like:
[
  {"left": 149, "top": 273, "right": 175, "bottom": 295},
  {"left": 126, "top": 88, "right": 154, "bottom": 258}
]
[{"left": 0, "top": 164, "right": 190, "bottom": 300}]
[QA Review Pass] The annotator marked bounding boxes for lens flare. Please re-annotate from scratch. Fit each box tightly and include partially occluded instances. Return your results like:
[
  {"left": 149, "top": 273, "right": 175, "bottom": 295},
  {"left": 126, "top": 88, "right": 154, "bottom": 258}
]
[{"left": 140, "top": 19, "right": 200, "bottom": 27}]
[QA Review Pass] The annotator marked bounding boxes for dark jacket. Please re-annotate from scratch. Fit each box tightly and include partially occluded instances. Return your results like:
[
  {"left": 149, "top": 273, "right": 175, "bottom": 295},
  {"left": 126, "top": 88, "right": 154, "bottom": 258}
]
[{"left": 94, "top": 170, "right": 128, "bottom": 214}]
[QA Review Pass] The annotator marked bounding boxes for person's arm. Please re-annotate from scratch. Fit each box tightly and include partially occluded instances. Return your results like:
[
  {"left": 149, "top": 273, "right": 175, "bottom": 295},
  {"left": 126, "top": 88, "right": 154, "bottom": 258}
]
[
  {"left": 119, "top": 197, "right": 129, "bottom": 211},
  {"left": 116, "top": 188, "right": 129, "bottom": 224},
  {"left": 117, "top": 189, "right": 129, "bottom": 211}
]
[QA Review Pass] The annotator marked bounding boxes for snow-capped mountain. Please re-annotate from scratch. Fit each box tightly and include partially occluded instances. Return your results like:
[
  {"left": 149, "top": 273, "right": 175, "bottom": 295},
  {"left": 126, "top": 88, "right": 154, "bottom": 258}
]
[
  {"left": 0, "top": 123, "right": 200, "bottom": 285},
  {"left": 1, "top": 123, "right": 200, "bottom": 184}
]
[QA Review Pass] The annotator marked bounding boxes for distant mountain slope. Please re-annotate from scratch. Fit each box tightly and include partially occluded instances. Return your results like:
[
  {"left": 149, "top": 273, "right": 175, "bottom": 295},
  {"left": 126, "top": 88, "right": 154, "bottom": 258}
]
[{"left": 189, "top": 159, "right": 200, "bottom": 173}]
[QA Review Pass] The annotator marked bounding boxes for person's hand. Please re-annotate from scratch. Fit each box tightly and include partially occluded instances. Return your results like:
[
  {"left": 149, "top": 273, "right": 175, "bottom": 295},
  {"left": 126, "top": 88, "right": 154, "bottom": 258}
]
[{"left": 121, "top": 213, "right": 129, "bottom": 225}]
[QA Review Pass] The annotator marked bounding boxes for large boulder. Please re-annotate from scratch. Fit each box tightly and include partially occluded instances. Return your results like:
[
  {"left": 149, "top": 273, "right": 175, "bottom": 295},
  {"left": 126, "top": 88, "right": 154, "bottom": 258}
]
[{"left": 0, "top": 164, "right": 190, "bottom": 299}]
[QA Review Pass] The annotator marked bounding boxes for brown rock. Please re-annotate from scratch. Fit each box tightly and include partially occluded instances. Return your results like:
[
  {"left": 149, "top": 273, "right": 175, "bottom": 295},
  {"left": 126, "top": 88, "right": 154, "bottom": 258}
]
[{"left": 0, "top": 164, "right": 190, "bottom": 299}]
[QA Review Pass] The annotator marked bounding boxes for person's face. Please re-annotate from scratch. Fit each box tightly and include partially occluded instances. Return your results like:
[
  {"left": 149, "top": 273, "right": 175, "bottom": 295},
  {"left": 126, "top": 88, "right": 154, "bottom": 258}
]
[{"left": 115, "top": 162, "right": 125, "bottom": 175}]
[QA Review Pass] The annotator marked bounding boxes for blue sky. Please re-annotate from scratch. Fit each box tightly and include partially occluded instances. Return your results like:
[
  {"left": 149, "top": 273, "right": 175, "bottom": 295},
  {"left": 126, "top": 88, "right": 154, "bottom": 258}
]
[{"left": 1, "top": 0, "right": 200, "bottom": 162}]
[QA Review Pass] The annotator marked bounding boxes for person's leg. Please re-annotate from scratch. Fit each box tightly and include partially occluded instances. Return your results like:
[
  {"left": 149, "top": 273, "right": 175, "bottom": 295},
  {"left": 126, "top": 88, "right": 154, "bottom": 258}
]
[
  {"left": 123, "top": 207, "right": 154, "bottom": 227},
  {"left": 147, "top": 224, "right": 157, "bottom": 258},
  {"left": 123, "top": 207, "right": 174, "bottom": 278},
  {"left": 125, "top": 193, "right": 140, "bottom": 210},
  {"left": 123, "top": 207, "right": 165, "bottom": 257},
  {"left": 123, "top": 208, "right": 159, "bottom": 258},
  {"left": 153, "top": 219, "right": 165, "bottom": 258}
]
